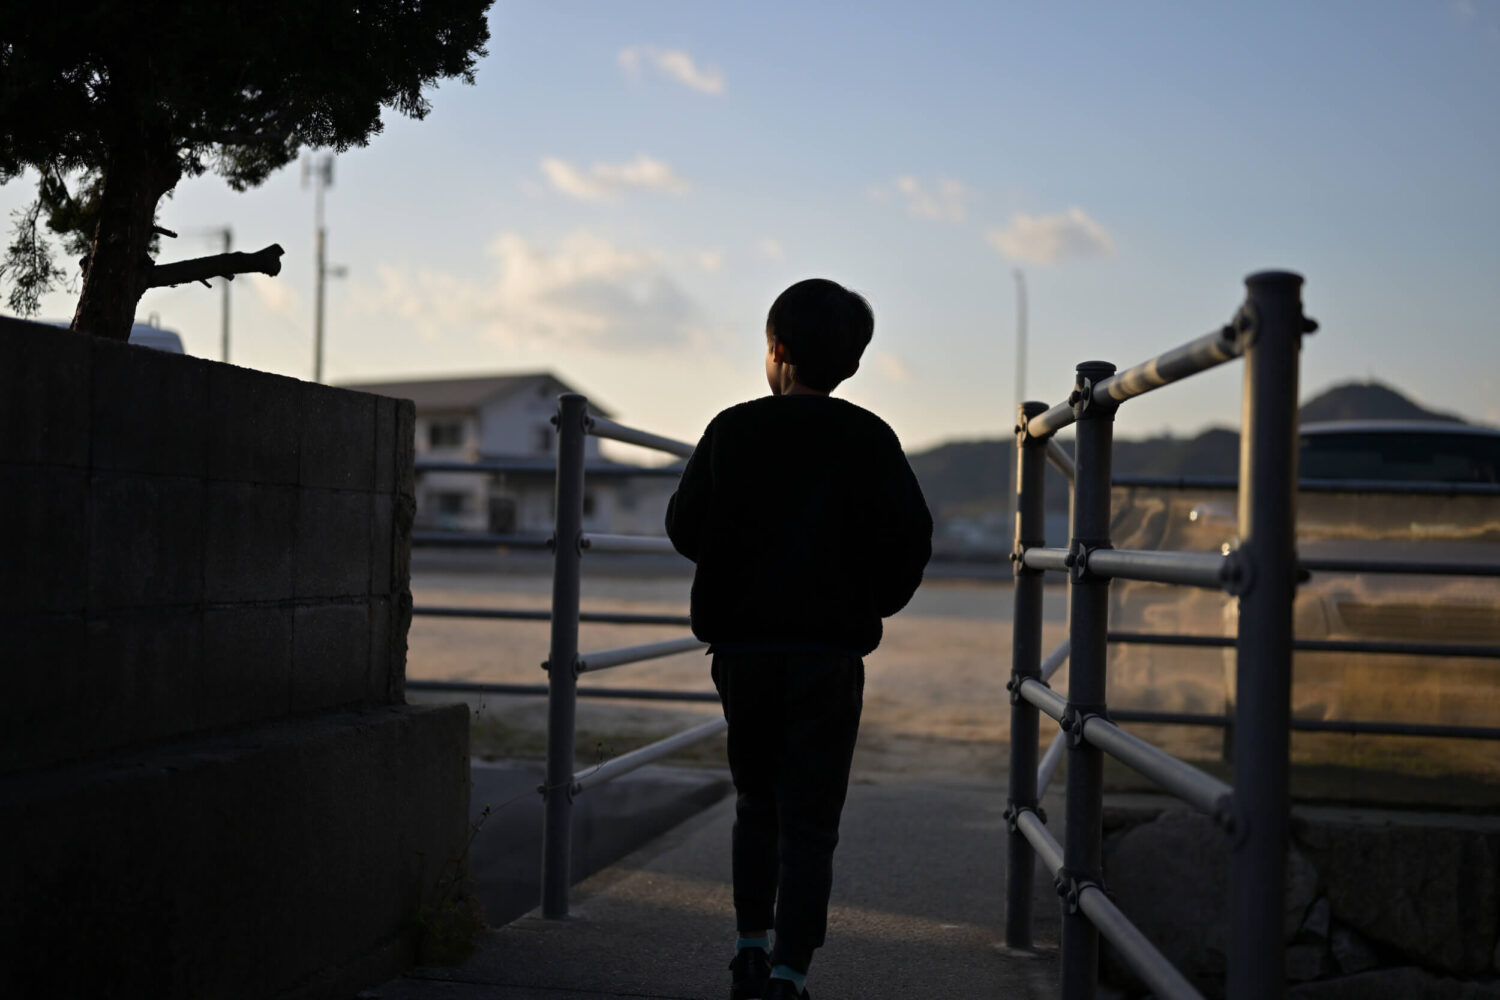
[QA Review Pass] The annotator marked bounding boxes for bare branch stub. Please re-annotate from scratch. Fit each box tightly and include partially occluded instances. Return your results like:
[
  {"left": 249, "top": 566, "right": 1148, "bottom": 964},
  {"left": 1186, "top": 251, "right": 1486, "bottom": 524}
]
[{"left": 145, "top": 243, "right": 284, "bottom": 290}]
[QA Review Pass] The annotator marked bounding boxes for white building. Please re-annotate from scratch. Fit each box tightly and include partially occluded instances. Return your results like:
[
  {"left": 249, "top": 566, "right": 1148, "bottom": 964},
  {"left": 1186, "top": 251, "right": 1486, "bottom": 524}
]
[{"left": 339, "top": 372, "right": 681, "bottom": 537}]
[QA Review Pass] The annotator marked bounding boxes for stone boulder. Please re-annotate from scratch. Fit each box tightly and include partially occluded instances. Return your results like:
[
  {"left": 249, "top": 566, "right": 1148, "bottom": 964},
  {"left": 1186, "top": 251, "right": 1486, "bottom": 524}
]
[
  {"left": 1101, "top": 808, "right": 1319, "bottom": 998},
  {"left": 1288, "top": 966, "right": 1500, "bottom": 999},
  {"left": 1293, "top": 806, "right": 1500, "bottom": 977}
]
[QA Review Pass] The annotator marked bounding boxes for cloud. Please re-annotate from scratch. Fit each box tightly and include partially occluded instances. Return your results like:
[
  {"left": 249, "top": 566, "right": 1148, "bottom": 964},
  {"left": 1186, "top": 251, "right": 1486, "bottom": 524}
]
[
  {"left": 247, "top": 273, "right": 300, "bottom": 316},
  {"left": 757, "top": 238, "right": 784, "bottom": 261},
  {"left": 875, "top": 352, "right": 912, "bottom": 383},
  {"left": 985, "top": 207, "right": 1115, "bottom": 264},
  {"left": 695, "top": 250, "right": 724, "bottom": 272},
  {"left": 356, "top": 232, "right": 705, "bottom": 351},
  {"left": 541, "top": 154, "right": 690, "bottom": 201},
  {"left": 618, "top": 46, "right": 725, "bottom": 95},
  {"left": 869, "top": 175, "right": 967, "bottom": 223}
]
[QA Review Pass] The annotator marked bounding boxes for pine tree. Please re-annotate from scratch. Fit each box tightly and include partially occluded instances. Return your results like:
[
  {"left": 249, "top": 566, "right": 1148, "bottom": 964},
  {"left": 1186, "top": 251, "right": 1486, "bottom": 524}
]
[{"left": 0, "top": 0, "right": 492, "bottom": 339}]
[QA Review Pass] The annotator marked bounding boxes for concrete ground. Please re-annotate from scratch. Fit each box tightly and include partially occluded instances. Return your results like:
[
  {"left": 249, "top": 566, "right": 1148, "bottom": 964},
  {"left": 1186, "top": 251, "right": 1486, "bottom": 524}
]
[{"left": 366, "top": 773, "right": 1064, "bottom": 1000}]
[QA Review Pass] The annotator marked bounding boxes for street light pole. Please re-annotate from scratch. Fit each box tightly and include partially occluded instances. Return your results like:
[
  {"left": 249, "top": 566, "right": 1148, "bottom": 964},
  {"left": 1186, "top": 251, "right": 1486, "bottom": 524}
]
[
  {"left": 1013, "top": 268, "right": 1027, "bottom": 411},
  {"left": 219, "top": 227, "right": 232, "bottom": 363}
]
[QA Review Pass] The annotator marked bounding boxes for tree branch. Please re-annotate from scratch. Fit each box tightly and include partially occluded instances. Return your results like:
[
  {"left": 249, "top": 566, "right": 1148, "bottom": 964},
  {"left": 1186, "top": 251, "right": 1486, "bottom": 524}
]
[{"left": 146, "top": 243, "right": 283, "bottom": 289}]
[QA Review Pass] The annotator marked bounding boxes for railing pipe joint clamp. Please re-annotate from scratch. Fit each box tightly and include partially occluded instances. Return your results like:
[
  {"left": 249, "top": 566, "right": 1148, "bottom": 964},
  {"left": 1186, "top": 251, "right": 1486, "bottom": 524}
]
[
  {"left": 1068, "top": 540, "right": 1112, "bottom": 584},
  {"left": 1062, "top": 702, "right": 1108, "bottom": 749},
  {"left": 1054, "top": 867, "right": 1106, "bottom": 916},
  {"left": 1007, "top": 672, "right": 1047, "bottom": 706},
  {"left": 1003, "top": 799, "right": 1046, "bottom": 834},
  {"left": 1213, "top": 791, "right": 1242, "bottom": 842},
  {"left": 1222, "top": 547, "right": 1253, "bottom": 596},
  {"left": 1011, "top": 542, "right": 1045, "bottom": 576}
]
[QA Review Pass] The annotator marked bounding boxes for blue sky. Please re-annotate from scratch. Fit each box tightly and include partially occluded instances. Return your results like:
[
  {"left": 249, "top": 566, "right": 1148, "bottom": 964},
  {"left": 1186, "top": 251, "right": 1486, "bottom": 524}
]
[{"left": 4, "top": 1, "right": 1498, "bottom": 452}]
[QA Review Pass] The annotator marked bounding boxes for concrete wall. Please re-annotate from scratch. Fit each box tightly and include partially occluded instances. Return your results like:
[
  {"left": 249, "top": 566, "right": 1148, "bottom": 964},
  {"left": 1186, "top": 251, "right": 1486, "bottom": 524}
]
[{"left": 0, "top": 317, "right": 468, "bottom": 999}]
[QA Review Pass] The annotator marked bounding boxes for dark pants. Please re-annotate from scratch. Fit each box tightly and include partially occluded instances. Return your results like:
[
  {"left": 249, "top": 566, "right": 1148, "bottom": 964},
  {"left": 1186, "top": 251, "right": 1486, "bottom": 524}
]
[{"left": 710, "top": 650, "right": 864, "bottom": 974}]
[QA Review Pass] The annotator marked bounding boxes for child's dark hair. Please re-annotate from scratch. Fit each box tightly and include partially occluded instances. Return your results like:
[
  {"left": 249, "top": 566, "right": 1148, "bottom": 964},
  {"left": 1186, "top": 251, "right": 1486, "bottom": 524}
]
[{"left": 766, "top": 278, "right": 874, "bottom": 391}]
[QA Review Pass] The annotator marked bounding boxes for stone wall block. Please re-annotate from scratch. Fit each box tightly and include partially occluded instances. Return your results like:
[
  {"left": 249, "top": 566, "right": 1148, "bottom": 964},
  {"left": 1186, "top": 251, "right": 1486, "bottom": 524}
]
[
  {"left": 0, "top": 464, "right": 87, "bottom": 614},
  {"left": 1, "top": 616, "right": 86, "bottom": 774},
  {"left": 0, "top": 705, "right": 470, "bottom": 1000},
  {"left": 371, "top": 492, "right": 394, "bottom": 595},
  {"left": 292, "top": 602, "right": 371, "bottom": 713},
  {"left": 1331, "top": 922, "right": 1381, "bottom": 975},
  {"left": 393, "top": 492, "right": 415, "bottom": 593},
  {"left": 300, "top": 384, "right": 376, "bottom": 490},
  {"left": 207, "top": 365, "right": 302, "bottom": 484},
  {"left": 1295, "top": 810, "right": 1499, "bottom": 976},
  {"left": 295, "top": 488, "right": 373, "bottom": 598},
  {"left": 374, "top": 396, "right": 397, "bottom": 494},
  {"left": 395, "top": 398, "right": 416, "bottom": 500},
  {"left": 0, "top": 317, "right": 89, "bottom": 467},
  {"left": 390, "top": 590, "right": 412, "bottom": 702},
  {"left": 368, "top": 596, "right": 392, "bottom": 704},
  {"left": 88, "top": 473, "right": 204, "bottom": 610},
  {"left": 202, "top": 606, "right": 293, "bottom": 730},
  {"left": 90, "top": 338, "right": 210, "bottom": 477},
  {"left": 84, "top": 610, "right": 204, "bottom": 750},
  {"left": 205, "top": 482, "right": 297, "bottom": 603}
]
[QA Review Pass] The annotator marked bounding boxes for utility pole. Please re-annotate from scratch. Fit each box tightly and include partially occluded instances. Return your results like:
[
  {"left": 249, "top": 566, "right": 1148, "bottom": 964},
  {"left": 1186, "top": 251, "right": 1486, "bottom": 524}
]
[{"left": 303, "top": 154, "right": 346, "bottom": 383}]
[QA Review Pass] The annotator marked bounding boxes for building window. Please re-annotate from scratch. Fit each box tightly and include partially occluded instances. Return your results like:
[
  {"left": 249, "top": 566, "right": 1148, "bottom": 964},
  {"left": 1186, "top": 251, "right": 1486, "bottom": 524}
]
[
  {"left": 534, "top": 425, "right": 553, "bottom": 453},
  {"left": 434, "top": 491, "right": 471, "bottom": 514},
  {"left": 428, "top": 420, "right": 464, "bottom": 449},
  {"left": 582, "top": 492, "right": 596, "bottom": 517}
]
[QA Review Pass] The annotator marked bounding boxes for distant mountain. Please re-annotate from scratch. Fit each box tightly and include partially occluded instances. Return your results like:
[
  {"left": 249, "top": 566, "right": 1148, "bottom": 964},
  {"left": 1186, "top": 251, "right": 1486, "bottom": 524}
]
[
  {"left": 908, "top": 380, "right": 1468, "bottom": 519},
  {"left": 1298, "top": 380, "right": 1465, "bottom": 425}
]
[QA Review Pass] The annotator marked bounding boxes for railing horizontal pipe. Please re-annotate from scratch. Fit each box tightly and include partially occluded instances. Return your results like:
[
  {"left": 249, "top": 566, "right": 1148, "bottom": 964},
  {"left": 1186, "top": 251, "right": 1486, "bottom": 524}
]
[
  {"left": 1108, "top": 631, "right": 1500, "bottom": 660},
  {"left": 1085, "top": 549, "right": 1231, "bottom": 589},
  {"left": 1093, "top": 327, "right": 1241, "bottom": 409},
  {"left": 412, "top": 531, "right": 553, "bottom": 549},
  {"left": 406, "top": 679, "right": 720, "bottom": 703},
  {"left": 1047, "top": 438, "right": 1077, "bottom": 481},
  {"left": 572, "top": 716, "right": 728, "bottom": 794},
  {"left": 1079, "top": 715, "right": 1234, "bottom": 818},
  {"left": 586, "top": 415, "right": 697, "bottom": 459},
  {"left": 1040, "top": 638, "right": 1071, "bottom": 683},
  {"left": 1078, "top": 886, "right": 1206, "bottom": 1000},
  {"left": 413, "top": 606, "right": 692, "bottom": 627},
  {"left": 575, "top": 636, "right": 707, "bottom": 673},
  {"left": 414, "top": 458, "right": 684, "bottom": 479},
  {"left": 581, "top": 533, "right": 681, "bottom": 555},
  {"left": 1015, "top": 807, "right": 1065, "bottom": 876},
  {"left": 1037, "top": 728, "right": 1067, "bottom": 795},
  {"left": 1105, "top": 709, "right": 1500, "bottom": 741},
  {"left": 1025, "top": 400, "right": 1076, "bottom": 439},
  {"left": 1017, "top": 677, "right": 1068, "bottom": 722},
  {"left": 1021, "top": 547, "right": 1072, "bottom": 573},
  {"left": 1301, "top": 558, "right": 1500, "bottom": 578},
  {"left": 1112, "top": 475, "right": 1500, "bottom": 497}
]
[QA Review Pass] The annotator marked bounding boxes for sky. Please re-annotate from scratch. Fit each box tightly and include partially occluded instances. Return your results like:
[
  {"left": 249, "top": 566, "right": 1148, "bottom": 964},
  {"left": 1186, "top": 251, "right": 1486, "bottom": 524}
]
[{"left": 4, "top": 1, "right": 1498, "bottom": 455}]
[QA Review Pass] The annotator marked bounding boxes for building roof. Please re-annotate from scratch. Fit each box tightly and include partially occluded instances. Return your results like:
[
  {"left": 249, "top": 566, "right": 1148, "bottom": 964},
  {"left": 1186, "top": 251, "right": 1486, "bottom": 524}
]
[{"left": 338, "top": 371, "right": 610, "bottom": 416}]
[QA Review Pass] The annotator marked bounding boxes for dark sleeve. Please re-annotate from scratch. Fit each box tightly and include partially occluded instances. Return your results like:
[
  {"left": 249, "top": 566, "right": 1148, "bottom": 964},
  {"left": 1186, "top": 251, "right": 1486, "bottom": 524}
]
[
  {"left": 664, "top": 421, "right": 715, "bottom": 563},
  {"left": 872, "top": 440, "right": 933, "bottom": 618}
]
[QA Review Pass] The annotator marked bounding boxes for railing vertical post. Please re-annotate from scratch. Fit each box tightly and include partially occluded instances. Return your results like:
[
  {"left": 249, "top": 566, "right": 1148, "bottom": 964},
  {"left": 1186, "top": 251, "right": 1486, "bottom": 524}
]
[
  {"left": 1061, "top": 361, "right": 1116, "bottom": 1000},
  {"left": 1006, "top": 401, "right": 1051, "bottom": 949},
  {"left": 541, "top": 392, "right": 588, "bottom": 919},
  {"left": 1228, "top": 273, "right": 1306, "bottom": 998}
]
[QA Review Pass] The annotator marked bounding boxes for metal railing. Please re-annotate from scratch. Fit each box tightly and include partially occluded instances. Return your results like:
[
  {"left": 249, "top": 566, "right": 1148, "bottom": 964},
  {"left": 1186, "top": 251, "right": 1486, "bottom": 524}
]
[
  {"left": 1006, "top": 271, "right": 1312, "bottom": 1000},
  {"left": 1006, "top": 272, "right": 1500, "bottom": 997},
  {"left": 538, "top": 396, "right": 722, "bottom": 917},
  {"left": 404, "top": 400, "right": 720, "bottom": 919}
]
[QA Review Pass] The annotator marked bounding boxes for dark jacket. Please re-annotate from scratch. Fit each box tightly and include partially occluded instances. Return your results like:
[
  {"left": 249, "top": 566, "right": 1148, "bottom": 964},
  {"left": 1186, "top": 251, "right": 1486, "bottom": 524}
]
[{"left": 665, "top": 394, "right": 933, "bottom": 656}]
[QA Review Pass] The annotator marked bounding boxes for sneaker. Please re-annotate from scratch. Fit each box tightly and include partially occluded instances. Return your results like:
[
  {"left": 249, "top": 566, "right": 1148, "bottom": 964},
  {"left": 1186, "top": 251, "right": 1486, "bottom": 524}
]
[
  {"left": 764, "top": 978, "right": 810, "bottom": 1000},
  {"left": 729, "top": 947, "right": 771, "bottom": 1000}
]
